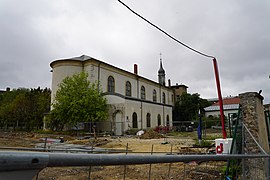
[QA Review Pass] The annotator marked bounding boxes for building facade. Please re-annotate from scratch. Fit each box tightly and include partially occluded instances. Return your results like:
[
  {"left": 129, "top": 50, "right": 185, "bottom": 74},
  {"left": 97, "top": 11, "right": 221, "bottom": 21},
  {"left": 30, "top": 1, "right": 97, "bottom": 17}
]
[
  {"left": 50, "top": 55, "right": 187, "bottom": 135},
  {"left": 204, "top": 96, "right": 240, "bottom": 119}
]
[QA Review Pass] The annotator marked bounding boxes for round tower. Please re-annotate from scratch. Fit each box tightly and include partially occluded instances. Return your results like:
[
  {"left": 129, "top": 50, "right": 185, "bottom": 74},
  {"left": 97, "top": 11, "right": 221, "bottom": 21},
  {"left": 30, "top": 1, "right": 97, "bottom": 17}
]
[{"left": 50, "top": 56, "right": 86, "bottom": 104}]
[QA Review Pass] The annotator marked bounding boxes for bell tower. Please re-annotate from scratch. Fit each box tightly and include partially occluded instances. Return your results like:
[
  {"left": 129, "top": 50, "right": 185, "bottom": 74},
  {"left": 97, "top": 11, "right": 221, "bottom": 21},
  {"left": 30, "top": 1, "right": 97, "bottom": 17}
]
[{"left": 158, "top": 54, "right": 166, "bottom": 86}]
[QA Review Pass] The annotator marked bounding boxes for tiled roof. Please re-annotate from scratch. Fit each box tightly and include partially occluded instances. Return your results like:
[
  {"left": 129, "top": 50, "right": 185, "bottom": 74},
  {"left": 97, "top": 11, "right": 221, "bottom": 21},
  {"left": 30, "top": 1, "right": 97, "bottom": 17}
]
[
  {"left": 212, "top": 97, "right": 240, "bottom": 106},
  {"left": 204, "top": 97, "right": 240, "bottom": 112}
]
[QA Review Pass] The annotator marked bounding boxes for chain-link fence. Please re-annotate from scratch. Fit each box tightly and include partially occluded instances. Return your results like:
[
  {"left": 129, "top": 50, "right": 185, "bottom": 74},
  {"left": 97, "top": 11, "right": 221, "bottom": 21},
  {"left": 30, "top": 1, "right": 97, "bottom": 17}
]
[{"left": 240, "top": 122, "right": 269, "bottom": 180}]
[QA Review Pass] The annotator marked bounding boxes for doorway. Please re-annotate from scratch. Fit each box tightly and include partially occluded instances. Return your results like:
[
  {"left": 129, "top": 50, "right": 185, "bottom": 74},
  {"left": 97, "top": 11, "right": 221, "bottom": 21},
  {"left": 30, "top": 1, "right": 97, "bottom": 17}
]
[{"left": 115, "top": 112, "right": 122, "bottom": 135}]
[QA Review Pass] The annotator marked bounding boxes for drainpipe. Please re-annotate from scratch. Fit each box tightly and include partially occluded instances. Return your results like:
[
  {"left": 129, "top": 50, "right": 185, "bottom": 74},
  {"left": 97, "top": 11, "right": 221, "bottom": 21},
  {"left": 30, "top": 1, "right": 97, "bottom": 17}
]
[
  {"left": 141, "top": 101, "right": 143, "bottom": 129},
  {"left": 98, "top": 62, "right": 101, "bottom": 91},
  {"left": 159, "top": 85, "right": 161, "bottom": 103},
  {"left": 163, "top": 105, "right": 165, "bottom": 126},
  {"left": 136, "top": 75, "right": 142, "bottom": 129}
]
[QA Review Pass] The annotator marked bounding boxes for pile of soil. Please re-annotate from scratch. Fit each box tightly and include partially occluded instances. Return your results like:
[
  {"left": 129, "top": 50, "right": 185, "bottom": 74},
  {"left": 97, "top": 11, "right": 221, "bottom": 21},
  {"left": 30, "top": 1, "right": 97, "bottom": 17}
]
[
  {"left": 69, "top": 138, "right": 112, "bottom": 147},
  {"left": 140, "top": 129, "right": 164, "bottom": 139}
]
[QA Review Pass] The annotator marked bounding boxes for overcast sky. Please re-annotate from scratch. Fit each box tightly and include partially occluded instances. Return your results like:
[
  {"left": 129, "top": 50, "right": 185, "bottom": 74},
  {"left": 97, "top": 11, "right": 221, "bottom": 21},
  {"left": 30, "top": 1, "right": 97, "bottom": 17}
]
[{"left": 1, "top": 0, "right": 270, "bottom": 103}]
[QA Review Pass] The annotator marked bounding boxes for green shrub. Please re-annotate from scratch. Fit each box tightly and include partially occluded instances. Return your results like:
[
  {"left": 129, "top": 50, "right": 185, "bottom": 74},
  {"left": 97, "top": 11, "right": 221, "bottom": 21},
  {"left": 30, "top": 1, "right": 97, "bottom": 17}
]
[
  {"left": 193, "top": 139, "right": 213, "bottom": 147},
  {"left": 125, "top": 128, "right": 139, "bottom": 135}
]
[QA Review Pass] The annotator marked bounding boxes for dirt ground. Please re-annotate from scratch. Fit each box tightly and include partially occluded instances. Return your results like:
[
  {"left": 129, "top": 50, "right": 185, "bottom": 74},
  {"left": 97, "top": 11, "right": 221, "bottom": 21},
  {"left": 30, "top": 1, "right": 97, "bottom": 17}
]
[{"left": 0, "top": 131, "right": 223, "bottom": 180}]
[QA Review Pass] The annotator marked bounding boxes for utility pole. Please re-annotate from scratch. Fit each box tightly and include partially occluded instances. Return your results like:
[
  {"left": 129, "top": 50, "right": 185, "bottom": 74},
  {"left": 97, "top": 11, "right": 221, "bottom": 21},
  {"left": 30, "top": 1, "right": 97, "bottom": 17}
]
[{"left": 213, "top": 58, "right": 226, "bottom": 139}]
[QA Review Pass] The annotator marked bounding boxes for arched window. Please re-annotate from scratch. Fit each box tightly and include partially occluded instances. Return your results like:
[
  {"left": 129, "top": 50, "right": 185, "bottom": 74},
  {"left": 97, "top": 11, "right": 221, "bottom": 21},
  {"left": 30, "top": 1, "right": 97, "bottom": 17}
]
[
  {"left": 153, "top": 89, "right": 157, "bottom": 102},
  {"left": 141, "top": 86, "right": 145, "bottom": 100},
  {"left": 132, "top": 112, "right": 138, "bottom": 128},
  {"left": 166, "top": 115, "right": 170, "bottom": 126},
  {"left": 162, "top": 92, "right": 166, "bottom": 104},
  {"left": 125, "top": 81, "right": 131, "bottom": 96},
  {"left": 157, "top": 114, "right": 161, "bottom": 126},
  {"left": 146, "top": 113, "right": 151, "bottom": 127},
  {"left": 108, "top": 76, "right": 115, "bottom": 93}
]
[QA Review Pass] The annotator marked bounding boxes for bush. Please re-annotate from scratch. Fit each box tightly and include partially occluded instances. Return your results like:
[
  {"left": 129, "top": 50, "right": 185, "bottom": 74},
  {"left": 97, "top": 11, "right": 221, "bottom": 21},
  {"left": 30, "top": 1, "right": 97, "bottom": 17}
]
[
  {"left": 154, "top": 126, "right": 170, "bottom": 133},
  {"left": 193, "top": 139, "right": 213, "bottom": 147},
  {"left": 125, "top": 128, "right": 139, "bottom": 135}
]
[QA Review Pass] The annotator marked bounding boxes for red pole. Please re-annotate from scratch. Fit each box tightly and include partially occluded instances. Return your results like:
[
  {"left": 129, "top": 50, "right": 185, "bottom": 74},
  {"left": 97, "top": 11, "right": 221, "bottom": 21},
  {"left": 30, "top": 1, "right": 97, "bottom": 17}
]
[{"left": 212, "top": 58, "right": 227, "bottom": 139}]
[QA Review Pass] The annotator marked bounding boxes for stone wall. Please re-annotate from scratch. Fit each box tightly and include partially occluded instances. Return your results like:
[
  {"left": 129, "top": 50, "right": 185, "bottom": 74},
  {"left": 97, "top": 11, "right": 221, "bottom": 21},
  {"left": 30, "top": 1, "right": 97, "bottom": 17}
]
[
  {"left": 239, "top": 92, "right": 269, "bottom": 179},
  {"left": 240, "top": 92, "right": 269, "bottom": 153}
]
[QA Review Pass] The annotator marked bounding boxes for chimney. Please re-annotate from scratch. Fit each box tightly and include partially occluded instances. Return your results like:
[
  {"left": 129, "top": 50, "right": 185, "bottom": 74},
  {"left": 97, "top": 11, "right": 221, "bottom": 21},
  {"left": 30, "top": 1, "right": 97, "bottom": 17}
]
[
  {"left": 134, "top": 64, "right": 138, "bottom": 75},
  {"left": 168, "top": 79, "right": 171, "bottom": 87}
]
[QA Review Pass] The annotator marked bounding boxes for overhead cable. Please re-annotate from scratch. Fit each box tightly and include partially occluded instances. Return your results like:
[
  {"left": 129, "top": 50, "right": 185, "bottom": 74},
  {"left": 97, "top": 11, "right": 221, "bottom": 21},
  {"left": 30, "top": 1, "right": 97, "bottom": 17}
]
[{"left": 117, "top": 0, "right": 215, "bottom": 59}]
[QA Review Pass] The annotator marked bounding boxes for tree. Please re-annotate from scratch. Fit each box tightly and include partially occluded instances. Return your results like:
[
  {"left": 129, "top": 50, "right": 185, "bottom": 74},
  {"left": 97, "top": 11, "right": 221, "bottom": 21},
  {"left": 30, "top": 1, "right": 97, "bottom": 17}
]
[
  {"left": 173, "top": 93, "right": 211, "bottom": 122},
  {"left": 50, "top": 72, "right": 108, "bottom": 131},
  {"left": 25, "top": 87, "right": 51, "bottom": 130},
  {"left": 0, "top": 88, "right": 51, "bottom": 130}
]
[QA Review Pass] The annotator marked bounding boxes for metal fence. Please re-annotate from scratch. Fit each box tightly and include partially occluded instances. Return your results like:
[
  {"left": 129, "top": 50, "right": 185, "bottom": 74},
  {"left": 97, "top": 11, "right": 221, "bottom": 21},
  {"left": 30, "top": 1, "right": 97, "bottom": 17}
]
[
  {"left": 1, "top": 108, "right": 270, "bottom": 179},
  {"left": 240, "top": 122, "right": 269, "bottom": 180},
  {"left": 1, "top": 135, "right": 270, "bottom": 180},
  {"left": 0, "top": 150, "right": 269, "bottom": 180}
]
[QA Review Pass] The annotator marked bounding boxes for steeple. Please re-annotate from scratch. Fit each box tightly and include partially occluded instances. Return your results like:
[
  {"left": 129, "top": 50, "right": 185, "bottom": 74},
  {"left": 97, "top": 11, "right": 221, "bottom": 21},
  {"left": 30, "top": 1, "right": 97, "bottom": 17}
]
[{"left": 158, "top": 53, "right": 166, "bottom": 86}]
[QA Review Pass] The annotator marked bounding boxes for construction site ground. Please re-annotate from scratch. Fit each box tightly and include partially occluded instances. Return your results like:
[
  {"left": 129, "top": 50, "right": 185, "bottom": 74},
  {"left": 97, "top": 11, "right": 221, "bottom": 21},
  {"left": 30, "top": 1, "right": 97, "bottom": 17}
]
[{"left": 0, "top": 131, "right": 224, "bottom": 180}]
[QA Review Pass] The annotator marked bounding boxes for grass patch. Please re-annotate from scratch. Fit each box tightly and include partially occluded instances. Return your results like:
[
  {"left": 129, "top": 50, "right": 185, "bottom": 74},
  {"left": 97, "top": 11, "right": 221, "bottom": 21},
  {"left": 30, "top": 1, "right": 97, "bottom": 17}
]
[
  {"left": 193, "top": 139, "right": 214, "bottom": 147},
  {"left": 203, "top": 134, "right": 223, "bottom": 140},
  {"left": 166, "top": 131, "right": 196, "bottom": 138}
]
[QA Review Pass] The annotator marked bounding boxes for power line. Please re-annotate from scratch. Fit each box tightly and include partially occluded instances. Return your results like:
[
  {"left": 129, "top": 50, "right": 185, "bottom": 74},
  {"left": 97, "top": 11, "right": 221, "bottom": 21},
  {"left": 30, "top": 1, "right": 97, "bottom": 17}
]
[
  {"left": 117, "top": 0, "right": 215, "bottom": 59},
  {"left": 117, "top": 1, "right": 227, "bottom": 138}
]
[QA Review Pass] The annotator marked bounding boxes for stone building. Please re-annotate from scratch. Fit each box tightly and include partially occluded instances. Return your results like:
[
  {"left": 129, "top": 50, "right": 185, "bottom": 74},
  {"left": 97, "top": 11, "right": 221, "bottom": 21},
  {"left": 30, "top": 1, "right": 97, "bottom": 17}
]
[
  {"left": 50, "top": 55, "right": 187, "bottom": 135},
  {"left": 204, "top": 96, "right": 240, "bottom": 119}
]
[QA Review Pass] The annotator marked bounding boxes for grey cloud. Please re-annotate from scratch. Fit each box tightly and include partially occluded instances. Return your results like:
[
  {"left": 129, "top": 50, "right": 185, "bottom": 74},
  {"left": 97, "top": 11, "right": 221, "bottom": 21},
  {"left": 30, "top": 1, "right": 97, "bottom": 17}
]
[{"left": 0, "top": 0, "right": 269, "bottom": 103}]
